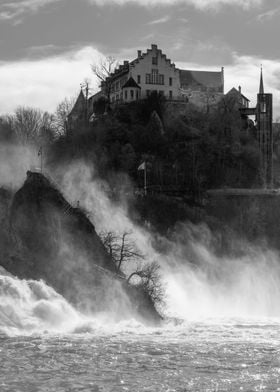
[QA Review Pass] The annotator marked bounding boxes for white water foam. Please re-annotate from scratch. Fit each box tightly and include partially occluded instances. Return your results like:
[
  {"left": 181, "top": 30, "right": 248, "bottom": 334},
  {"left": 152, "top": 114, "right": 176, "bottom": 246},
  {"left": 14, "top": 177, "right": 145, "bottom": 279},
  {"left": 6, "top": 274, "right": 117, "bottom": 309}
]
[{"left": 0, "top": 268, "right": 87, "bottom": 336}]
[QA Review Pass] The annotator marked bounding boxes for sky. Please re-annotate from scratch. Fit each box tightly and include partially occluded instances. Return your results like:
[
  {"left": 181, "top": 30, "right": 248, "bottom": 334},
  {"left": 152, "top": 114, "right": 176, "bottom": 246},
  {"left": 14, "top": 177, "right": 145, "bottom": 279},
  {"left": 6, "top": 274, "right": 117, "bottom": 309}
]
[{"left": 0, "top": 0, "right": 280, "bottom": 118}]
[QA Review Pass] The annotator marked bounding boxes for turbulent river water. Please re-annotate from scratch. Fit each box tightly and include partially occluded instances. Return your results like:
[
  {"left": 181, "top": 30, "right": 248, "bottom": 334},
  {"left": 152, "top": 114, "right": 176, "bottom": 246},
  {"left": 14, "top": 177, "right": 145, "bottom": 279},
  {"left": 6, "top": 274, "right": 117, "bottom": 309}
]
[
  {"left": 2, "top": 319, "right": 280, "bottom": 392},
  {"left": 2, "top": 268, "right": 280, "bottom": 391}
]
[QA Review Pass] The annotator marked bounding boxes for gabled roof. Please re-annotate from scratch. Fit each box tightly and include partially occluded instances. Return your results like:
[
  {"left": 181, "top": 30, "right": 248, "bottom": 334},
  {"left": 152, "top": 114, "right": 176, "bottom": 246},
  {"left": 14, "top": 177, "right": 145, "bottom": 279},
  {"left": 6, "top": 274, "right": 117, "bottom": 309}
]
[
  {"left": 68, "top": 90, "right": 86, "bottom": 116},
  {"left": 226, "top": 87, "right": 250, "bottom": 102},
  {"left": 179, "top": 70, "right": 223, "bottom": 90},
  {"left": 122, "top": 77, "right": 141, "bottom": 89}
]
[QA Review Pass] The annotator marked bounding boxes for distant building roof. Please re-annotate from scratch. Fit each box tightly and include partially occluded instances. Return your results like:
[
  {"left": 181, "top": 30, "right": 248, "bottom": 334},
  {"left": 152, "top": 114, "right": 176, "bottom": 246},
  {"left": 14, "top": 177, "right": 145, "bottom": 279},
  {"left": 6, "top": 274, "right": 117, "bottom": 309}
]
[
  {"left": 88, "top": 90, "right": 106, "bottom": 102},
  {"left": 68, "top": 89, "right": 86, "bottom": 117},
  {"left": 179, "top": 69, "right": 223, "bottom": 91},
  {"left": 226, "top": 87, "right": 250, "bottom": 102},
  {"left": 122, "top": 77, "right": 141, "bottom": 89}
]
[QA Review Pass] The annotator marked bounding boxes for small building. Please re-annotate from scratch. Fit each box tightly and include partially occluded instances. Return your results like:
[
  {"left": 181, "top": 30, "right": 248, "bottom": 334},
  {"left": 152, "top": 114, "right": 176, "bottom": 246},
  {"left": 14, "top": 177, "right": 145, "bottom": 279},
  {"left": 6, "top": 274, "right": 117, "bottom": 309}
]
[{"left": 226, "top": 86, "right": 250, "bottom": 109}]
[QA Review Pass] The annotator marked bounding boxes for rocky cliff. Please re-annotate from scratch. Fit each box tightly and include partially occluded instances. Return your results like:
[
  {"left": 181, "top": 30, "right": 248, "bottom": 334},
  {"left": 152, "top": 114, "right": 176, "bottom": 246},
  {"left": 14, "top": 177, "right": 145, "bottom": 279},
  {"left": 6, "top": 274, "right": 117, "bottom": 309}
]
[{"left": 0, "top": 171, "right": 161, "bottom": 324}]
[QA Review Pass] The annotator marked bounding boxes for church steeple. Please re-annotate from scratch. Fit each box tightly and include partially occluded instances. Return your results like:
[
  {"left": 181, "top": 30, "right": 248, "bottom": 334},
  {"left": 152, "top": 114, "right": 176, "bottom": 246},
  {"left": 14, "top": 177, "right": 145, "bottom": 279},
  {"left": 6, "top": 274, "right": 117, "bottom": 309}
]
[{"left": 259, "top": 66, "right": 264, "bottom": 94}]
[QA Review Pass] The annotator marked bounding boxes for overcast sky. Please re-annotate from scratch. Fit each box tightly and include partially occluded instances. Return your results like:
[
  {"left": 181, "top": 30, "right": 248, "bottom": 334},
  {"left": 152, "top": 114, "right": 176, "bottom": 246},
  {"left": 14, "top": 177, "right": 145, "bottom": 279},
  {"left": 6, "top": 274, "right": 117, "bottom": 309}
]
[{"left": 0, "top": 0, "right": 279, "bottom": 117}]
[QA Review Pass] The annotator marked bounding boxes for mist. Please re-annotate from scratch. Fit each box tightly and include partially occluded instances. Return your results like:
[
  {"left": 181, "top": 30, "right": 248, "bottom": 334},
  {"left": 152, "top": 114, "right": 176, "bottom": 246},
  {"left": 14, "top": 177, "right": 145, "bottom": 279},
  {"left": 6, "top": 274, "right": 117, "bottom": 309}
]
[
  {"left": 55, "top": 160, "right": 280, "bottom": 321},
  {"left": 0, "top": 143, "right": 39, "bottom": 189},
  {"left": 2, "top": 147, "right": 280, "bottom": 327}
]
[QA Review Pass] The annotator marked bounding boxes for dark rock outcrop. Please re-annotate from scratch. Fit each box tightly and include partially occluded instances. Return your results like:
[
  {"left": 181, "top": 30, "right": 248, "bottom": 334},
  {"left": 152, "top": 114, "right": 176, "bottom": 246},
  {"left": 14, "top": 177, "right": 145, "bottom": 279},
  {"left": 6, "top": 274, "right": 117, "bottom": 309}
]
[{"left": 0, "top": 171, "right": 161, "bottom": 324}]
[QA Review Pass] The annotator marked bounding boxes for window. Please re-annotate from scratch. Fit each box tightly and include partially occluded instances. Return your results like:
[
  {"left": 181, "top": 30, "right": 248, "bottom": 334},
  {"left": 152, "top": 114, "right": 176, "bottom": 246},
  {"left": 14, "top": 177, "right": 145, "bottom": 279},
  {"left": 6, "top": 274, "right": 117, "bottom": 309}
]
[
  {"left": 116, "top": 94, "right": 119, "bottom": 101},
  {"left": 159, "top": 90, "right": 164, "bottom": 96},
  {"left": 169, "top": 77, "right": 172, "bottom": 86},
  {"left": 152, "top": 69, "right": 158, "bottom": 84},
  {"left": 169, "top": 90, "right": 173, "bottom": 99},
  {"left": 260, "top": 102, "right": 266, "bottom": 113},
  {"left": 136, "top": 91, "right": 139, "bottom": 99},
  {"left": 125, "top": 90, "right": 128, "bottom": 100},
  {"left": 130, "top": 90, "right": 134, "bottom": 99},
  {"left": 145, "top": 69, "right": 164, "bottom": 85},
  {"left": 159, "top": 74, "right": 164, "bottom": 85},
  {"left": 152, "top": 56, "right": 158, "bottom": 65},
  {"left": 137, "top": 75, "right": 141, "bottom": 84},
  {"left": 146, "top": 89, "right": 151, "bottom": 97}
]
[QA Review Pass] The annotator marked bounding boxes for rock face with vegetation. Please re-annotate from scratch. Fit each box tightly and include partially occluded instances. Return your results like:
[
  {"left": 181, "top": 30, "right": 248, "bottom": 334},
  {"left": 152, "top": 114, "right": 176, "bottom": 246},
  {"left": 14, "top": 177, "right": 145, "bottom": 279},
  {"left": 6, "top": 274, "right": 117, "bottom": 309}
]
[{"left": 0, "top": 171, "right": 161, "bottom": 324}]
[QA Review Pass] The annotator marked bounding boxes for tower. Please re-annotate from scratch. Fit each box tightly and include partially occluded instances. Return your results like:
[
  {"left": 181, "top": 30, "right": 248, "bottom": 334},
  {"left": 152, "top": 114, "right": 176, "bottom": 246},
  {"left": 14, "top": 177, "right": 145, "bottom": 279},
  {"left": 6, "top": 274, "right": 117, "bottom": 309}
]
[{"left": 256, "top": 68, "right": 273, "bottom": 188}]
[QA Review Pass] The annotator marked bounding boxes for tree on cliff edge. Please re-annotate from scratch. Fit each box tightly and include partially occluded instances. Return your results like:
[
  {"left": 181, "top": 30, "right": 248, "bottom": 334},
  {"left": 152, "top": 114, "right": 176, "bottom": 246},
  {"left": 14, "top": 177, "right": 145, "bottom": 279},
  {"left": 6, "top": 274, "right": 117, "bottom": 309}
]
[
  {"left": 100, "top": 230, "right": 164, "bottom": 308},
  {"left": 100, "top": 231, "right": 143, "bottom": 273},
  {"left": 127, "top": 261, "right": 164, "bottom": 306}
]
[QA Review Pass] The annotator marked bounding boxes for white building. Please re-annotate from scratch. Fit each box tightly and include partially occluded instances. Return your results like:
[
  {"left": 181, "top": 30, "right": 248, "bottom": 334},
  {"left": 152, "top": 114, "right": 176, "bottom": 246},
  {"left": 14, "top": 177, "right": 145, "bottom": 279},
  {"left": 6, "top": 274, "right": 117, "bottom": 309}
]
[{"left": 89, "top": 44, "right": 224, "bottom": 112}]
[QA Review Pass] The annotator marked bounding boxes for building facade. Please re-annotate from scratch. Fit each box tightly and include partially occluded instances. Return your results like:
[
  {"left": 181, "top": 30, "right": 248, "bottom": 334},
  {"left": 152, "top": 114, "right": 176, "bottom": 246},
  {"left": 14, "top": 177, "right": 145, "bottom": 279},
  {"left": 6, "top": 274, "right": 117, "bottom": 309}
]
[{"left": 90, "top": 44, "right": 224, "bottom": 111}]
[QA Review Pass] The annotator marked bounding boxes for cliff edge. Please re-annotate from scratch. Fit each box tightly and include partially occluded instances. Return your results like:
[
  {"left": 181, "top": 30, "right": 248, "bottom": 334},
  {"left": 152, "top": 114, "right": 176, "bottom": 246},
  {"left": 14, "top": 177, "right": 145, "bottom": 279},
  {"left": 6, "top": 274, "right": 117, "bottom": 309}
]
[{"left": 0, "top": 171, "right": 161, "bottom": 324}]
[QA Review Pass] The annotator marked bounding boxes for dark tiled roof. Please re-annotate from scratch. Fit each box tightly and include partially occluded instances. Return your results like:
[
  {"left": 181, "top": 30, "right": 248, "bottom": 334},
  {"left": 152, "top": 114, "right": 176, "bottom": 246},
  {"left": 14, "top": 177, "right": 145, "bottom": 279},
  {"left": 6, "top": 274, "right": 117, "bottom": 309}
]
[
  {"left": 180, "top": 70, "right": 223, "bottom": 91},
  {"left": 122, "top": 77, "right": 141, "bottom": 89}
]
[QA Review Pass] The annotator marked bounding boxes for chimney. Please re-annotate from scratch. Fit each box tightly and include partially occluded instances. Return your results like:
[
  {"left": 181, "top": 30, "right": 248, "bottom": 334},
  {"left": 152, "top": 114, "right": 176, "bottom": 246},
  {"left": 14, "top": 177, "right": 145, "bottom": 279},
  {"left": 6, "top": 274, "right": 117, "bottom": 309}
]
[
  {"left": 238, "top": 85, "right": 241, "bottom": 94},
  {"left": 151, "top": 44, "right": 158, "bottom": 51},
  {"left": 137, "top": 50, "right": 142, "bottom": 58}
]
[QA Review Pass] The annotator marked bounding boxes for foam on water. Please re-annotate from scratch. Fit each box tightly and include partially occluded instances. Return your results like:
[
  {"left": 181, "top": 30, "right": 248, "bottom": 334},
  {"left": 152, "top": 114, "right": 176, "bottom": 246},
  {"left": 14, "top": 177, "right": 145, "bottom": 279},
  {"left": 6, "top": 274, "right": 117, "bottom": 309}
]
[
  {"left": 0, "top": 268, "right": 88, "bottom": 336},
  {"left": 3, "top": 243, "right": 280, "bottom": 337},
  {"left": 0, "top": 267, "right": 149, "bottom": 336}
]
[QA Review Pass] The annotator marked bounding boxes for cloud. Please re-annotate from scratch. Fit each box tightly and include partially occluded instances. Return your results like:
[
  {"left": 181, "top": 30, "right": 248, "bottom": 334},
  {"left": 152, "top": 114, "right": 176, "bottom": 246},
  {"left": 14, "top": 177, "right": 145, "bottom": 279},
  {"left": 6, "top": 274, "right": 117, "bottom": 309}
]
[
  {"left": 148, "top": 15, "right": 170, "bottom": 25},
  {"left": 0, "top": 0, "right": 263, "bottom": 23},
  {"left": 0, "top": 46, "right": 102, "bottom": 115},
  {"left": 87, "top": 0, "right": 262, "bottom": 10},
  {"left": 257, "top": 6, "right": 280, "bottom": 22},
  {"left": 0, "top": 0, "right": 60, "bottom": 20}
]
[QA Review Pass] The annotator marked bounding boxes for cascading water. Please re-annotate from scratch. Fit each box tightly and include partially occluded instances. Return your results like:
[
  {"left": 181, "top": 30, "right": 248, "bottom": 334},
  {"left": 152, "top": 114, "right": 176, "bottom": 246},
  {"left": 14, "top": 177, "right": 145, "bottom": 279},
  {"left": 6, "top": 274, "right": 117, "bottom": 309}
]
[
  {"left": 58, "top": 163, "right": 280, "bottom": 320},
  {"left": 2, "top": 238, "right": 280, "bottom": 391},
  {"left": 2, "top": 162, "right": 280, "bottom": 390},
  {"left": 0, "top": 267, "right": 86, "bottom": 336},
  {"left": 163, "top": 240, "right": 280, "bottom": 320}
]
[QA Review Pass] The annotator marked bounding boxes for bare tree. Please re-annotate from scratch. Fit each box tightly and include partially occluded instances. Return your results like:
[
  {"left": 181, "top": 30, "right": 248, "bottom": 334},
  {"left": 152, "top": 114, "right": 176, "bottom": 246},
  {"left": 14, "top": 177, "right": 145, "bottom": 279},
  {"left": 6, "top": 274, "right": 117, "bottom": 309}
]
[
  {"left": 10, "top": 106, "right": 55, "bottom": 145},
  {"left": 100, "top": 231, "right": 143, "bottom": 273},
  {"left": 53, "top": 96, "right": 76, "bottom": 136},
  {"left": 127, "top": 261, "right": 164, "bottom": 306},
  {"left": 100, "top": 230, "right": 165, "bottom": 307},
  {"left": 0, "top": 115, "right": 16, "bottom": 142},
  {"left": 91, "top": 56, "right": 118, "bottom": 101}
]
